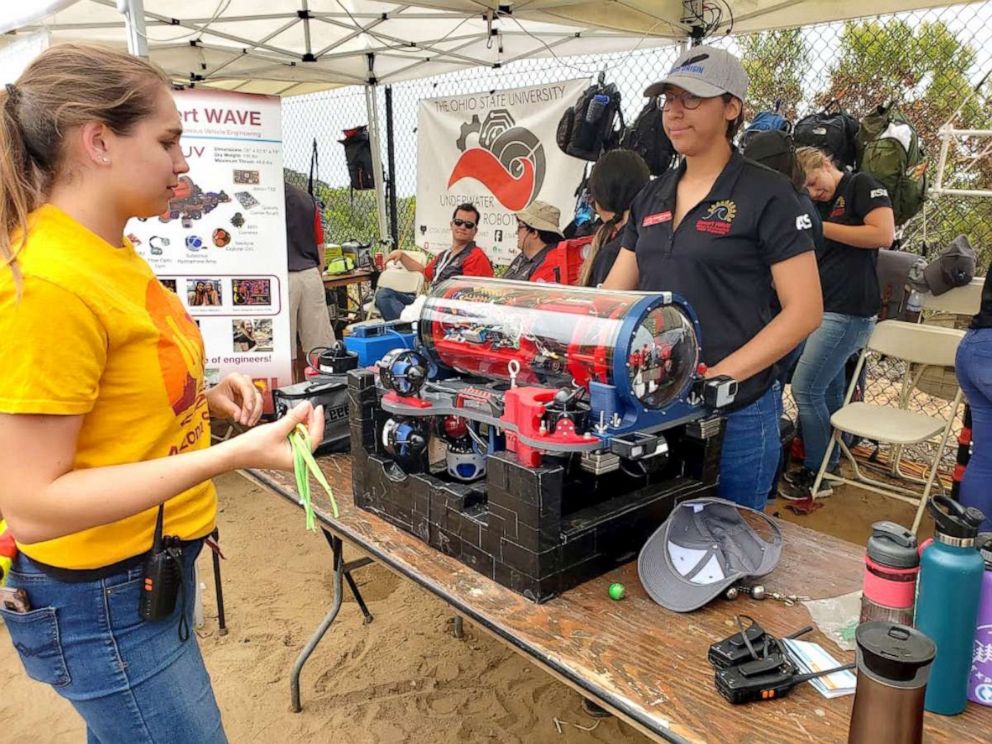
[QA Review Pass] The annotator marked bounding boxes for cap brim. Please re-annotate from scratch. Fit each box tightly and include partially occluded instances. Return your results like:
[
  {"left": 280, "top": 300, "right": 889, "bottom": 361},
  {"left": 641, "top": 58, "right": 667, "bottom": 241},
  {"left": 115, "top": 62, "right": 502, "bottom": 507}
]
[
  {"left": 644, "top": 75, "right": 728, "bottom": 100},
  {"left": 923, "top": 260, "right": 952, "bottom": 296}
]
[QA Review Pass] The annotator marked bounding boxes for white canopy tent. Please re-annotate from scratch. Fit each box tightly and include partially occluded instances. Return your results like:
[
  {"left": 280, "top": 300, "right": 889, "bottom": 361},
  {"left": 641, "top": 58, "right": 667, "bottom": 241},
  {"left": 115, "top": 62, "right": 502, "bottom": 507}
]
[
  {"left": 1, "top": 0, "right": 983, "bottom": 237},
  {"left": 3, "top": 1, "right": 983, "bottom": 94}
]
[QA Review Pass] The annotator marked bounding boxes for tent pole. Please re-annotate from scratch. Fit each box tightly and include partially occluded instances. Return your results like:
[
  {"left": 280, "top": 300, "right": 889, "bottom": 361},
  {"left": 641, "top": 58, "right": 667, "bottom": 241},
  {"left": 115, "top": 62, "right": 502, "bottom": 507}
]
[
  {"left": 118, "top": 0, "right": 149, "bottom": 59},
  {"left": 384, "top": 85, "right": 399, "bottom": 250},
  {"left": 365, "top": 83, "right": 390, "bottom": 248}
]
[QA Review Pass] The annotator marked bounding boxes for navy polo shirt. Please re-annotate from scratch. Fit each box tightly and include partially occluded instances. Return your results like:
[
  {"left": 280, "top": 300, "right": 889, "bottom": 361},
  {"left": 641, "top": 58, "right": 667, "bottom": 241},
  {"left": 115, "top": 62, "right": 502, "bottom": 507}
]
[
  {"left": 621, "top": 151, "right": 815, "bottom": 408},
  {"left": 817, "top": 172, "right": 892, "bottom": 317}
]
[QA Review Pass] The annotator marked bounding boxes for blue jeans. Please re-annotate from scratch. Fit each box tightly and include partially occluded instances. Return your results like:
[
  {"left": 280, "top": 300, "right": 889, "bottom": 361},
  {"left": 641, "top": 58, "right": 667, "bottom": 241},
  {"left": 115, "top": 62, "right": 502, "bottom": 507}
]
[
  {"left": 792, "top": 312, "right": 876, "bottom": 472},
  {"left": 0, "top": 541, "right": 227, "bottom": 744},
  {"left": 957, "top": 328, "right": 992, "bottom": 531},
  {"left": 718, "top": 383, "right": 782, "bottom": 510},
  {"left": 375, "top": 287, "right": 416, "bottom": 321}
]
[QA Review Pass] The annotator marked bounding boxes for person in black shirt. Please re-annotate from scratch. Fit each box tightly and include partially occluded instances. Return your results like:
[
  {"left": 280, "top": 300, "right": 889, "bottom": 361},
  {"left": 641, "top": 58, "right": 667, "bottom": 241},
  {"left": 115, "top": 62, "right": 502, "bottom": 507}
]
[
  {"left": 604, "top": 45, "right": 822, "bottom": 510},
  {"left": 955, "top": 271, "right": 992, "bottom": 530},
  {"left": 579, "top": 149, "right": 651, "bottom": 287},
  {"left": 784, "top": 147, "right": 895, "bottom": 499}
]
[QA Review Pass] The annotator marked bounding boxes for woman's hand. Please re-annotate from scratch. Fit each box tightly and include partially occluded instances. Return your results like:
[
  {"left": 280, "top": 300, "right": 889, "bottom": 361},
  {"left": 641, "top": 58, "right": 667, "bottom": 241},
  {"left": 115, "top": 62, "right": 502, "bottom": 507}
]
[
  {"left": 206, "top": 373, "right": 265, "bottom": 426},
  {"left": 227, "top": 401, "right": 325, "bottom": 471}
]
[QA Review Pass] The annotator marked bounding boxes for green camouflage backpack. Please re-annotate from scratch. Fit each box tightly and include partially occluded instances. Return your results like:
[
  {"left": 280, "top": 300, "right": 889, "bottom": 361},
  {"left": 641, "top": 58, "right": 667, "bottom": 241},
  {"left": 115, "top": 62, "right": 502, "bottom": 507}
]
[{"left": 855, "top": 102, "right": 927, "bottom": 225}]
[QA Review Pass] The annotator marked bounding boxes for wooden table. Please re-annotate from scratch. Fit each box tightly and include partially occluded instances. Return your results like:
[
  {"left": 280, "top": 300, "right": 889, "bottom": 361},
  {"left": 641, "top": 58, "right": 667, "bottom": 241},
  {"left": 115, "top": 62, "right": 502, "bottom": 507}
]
[
  {"left": 321, "top": 268, "right": 377, "bottom": 329},
  {"left": 321, "top": 268, "right": 376, "bottom": 291},
  {"left": 249, "top": 455, "right": 989, "bottom": 744}
]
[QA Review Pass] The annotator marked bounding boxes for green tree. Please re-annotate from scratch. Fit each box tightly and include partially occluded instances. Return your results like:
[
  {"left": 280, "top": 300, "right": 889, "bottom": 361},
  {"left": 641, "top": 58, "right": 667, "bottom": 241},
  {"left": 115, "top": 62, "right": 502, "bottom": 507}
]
[{"left": 738, "top": 29, "right": 807, "bottom": 122}]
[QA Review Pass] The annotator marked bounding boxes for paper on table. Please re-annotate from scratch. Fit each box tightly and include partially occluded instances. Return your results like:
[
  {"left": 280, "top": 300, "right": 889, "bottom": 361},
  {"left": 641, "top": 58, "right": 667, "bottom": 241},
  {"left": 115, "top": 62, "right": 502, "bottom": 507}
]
[{"left": 783, "top": 638, "right": 857, "bottom": 699}]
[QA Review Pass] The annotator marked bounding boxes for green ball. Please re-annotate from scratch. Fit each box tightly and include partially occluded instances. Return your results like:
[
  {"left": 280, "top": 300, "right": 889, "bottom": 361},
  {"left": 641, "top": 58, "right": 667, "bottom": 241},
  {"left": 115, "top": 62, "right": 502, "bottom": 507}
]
[{"left": 608, "top": 582, "right": 626, "bottom": 601}]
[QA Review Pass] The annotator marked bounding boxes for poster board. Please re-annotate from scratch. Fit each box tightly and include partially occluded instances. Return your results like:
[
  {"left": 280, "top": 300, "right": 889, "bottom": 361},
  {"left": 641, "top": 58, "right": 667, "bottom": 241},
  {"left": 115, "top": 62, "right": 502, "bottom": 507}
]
[
  {"left": 127, "top": 89, "right": 291, "bottom": 407},
  {"left": 416, "top": 79, "right": 589, "bottom": 265}
]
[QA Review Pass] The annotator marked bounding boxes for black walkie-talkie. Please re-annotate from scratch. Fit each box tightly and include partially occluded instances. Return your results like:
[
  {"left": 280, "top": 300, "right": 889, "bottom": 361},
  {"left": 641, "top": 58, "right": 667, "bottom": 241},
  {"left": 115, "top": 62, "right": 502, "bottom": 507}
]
[{"left": 138, "top": 505, "right": 182, "bottom": 621}]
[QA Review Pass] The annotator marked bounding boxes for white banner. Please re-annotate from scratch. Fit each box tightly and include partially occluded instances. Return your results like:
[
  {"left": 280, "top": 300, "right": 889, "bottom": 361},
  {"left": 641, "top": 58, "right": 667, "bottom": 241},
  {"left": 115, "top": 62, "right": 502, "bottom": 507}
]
[
  {"left": 416, "top": 79, "right": 589, "bottom": 266},
  {"left": 127, "top": 89, "right": 291, "bottom": 410}
]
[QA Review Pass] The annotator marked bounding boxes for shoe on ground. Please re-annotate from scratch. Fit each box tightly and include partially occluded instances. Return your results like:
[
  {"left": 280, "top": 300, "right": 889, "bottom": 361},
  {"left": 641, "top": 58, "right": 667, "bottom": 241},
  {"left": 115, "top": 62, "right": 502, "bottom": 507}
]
[{"left": 779, "top": 467, "right": 834, "bottom": 501}]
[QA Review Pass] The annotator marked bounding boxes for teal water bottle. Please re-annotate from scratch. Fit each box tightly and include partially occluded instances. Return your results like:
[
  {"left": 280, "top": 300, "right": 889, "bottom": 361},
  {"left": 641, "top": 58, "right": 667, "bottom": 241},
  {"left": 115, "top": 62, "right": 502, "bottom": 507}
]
[{"left": 916, "top": 495, "right": 986, "bottom": 715}]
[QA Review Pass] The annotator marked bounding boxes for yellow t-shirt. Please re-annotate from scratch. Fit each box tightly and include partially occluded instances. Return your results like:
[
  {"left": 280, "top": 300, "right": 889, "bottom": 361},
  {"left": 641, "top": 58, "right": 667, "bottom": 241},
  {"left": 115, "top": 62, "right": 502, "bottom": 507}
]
[{"left": 0, "top": 204, "right": 216, "bottom": 569}]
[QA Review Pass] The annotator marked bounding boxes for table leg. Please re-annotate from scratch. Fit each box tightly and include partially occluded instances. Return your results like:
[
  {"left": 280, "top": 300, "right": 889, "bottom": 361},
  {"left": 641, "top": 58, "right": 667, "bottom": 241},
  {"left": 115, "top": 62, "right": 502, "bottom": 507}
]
[
  {"left": 210, "top": 528, "right": 227, "bottom": 636},
  {"left": 343, "top": 558, "right": 375, "bottom": 624},
  {"left": 290, "top": 534, "right": 344, "bottom": 713}
]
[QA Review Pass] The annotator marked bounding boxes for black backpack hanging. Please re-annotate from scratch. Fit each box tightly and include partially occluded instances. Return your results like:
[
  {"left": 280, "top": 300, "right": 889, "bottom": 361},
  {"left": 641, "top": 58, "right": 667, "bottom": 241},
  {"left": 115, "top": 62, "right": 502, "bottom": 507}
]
[
  {"left": 793, "top": 100, "right": 860, "bottom": 169},
  {"left": 742, "top": 129, "right": 796, "bottom": 178},
  {"left": 556, "top": 77, "right": 623, "bottom": 162},
  {"left": 620, "top": 97, "right": 675, "bottom": 176},
  {"left": 338, "top": 126, "right": 375, "bottom": 190}
]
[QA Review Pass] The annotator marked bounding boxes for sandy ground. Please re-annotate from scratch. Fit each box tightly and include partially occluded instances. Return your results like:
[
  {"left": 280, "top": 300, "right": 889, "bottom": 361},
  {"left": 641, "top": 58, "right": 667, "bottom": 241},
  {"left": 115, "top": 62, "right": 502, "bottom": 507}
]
[{"left": 1, "top": 465, "right": 932, "bottom": 744}]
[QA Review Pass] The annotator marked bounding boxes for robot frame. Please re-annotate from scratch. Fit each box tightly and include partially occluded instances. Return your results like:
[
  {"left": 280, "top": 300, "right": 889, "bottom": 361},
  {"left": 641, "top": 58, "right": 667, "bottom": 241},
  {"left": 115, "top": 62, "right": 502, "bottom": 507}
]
[{"left": 350, "top": 277, "right": 737, "bottom": 602}]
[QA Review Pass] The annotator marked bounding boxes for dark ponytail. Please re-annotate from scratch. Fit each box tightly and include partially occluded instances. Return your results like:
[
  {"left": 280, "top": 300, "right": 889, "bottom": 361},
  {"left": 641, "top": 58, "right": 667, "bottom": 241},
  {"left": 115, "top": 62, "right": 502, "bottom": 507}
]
[{"left": 579, "top": 149, "right": 650, "bottom": 286}]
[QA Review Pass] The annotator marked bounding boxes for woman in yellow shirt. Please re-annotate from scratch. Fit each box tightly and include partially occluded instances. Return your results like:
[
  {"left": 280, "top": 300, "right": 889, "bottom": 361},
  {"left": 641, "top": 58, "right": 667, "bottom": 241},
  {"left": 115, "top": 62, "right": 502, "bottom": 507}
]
[{"left": 0, "top": 44, "right": 323, "bottom": 743}]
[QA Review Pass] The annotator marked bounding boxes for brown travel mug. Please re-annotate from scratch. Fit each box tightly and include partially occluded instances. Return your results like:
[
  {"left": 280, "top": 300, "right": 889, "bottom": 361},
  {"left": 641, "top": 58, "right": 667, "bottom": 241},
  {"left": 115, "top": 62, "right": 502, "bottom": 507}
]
[{"left": 849, "top": 622, "right": 936, "bottom": 744}]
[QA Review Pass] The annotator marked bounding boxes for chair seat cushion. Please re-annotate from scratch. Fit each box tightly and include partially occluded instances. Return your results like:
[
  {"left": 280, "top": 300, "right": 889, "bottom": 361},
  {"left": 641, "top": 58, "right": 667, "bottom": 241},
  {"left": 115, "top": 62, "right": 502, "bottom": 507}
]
[{"left": 830, "top": 402, "right": 946, "bottom": 444}]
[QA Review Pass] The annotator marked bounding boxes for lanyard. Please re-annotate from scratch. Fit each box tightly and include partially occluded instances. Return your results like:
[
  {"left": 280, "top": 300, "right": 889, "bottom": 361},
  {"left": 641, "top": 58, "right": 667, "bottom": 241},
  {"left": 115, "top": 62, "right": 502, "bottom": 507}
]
[{"left": 434, "top": 248, "right": 459, "bottom": 279}]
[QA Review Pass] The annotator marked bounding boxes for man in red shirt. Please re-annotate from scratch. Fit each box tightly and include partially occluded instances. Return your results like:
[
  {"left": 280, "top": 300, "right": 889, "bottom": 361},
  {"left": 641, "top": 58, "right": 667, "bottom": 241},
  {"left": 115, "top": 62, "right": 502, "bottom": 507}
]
[
  {"left": 376, "top": 203, "right": 493, "bottom": 320},
  {"left": 504, "top": 201, "right": 564, "bottom": 283}
]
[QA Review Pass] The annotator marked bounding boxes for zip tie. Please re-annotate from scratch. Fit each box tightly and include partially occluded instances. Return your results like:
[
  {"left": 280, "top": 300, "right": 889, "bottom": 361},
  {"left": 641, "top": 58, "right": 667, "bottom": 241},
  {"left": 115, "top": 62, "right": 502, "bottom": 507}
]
[{"left": 288, "top": 423, "right": 339, "bottom": 530}]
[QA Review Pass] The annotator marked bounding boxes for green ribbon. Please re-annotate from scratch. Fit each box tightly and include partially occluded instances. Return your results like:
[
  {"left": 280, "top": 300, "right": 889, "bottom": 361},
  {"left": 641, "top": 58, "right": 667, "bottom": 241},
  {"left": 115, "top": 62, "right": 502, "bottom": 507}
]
[{"left": 288, "top": 423, "right": 339, "bottom": 531}]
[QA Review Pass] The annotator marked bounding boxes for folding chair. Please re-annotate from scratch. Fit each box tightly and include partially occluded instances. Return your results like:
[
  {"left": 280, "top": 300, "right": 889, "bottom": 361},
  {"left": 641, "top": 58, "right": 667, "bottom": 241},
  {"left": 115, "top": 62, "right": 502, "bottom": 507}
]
[
  {"left": 362, "top": 251, "right": 427, "bottom": 321},
  {"left": 811, "top": 320, "right": 966, "bottom": 533},
  {"left": 885, "top": 277, "right": 986, "bottom": 480}
]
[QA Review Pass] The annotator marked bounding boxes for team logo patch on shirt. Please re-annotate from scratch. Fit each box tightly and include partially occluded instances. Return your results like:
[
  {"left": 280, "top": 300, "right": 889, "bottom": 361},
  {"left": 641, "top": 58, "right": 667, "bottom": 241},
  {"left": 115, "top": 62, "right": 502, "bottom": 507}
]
[
  {"left": 696, "top": 200, "right": 736, "bottom": 236},
  {"left": 643, "top": 211, "right": 672, "bottom": 227},
  {"left": 829, "top": 196, "right": 846, "bottom": 219},
  {"left": 870, "top": 188, "right": 889, "bottom": 199}
]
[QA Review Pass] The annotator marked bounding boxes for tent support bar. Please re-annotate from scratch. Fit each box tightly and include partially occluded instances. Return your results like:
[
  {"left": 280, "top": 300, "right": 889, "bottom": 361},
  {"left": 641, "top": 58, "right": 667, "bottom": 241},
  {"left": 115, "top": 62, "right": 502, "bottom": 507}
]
[
  {"left": 365, "top": 84, "right": 391, "bottom": 248},
  {"left": 119, "top": 0, "right": 149, "bottom": 58},
  {"left": 385, "top": 85, "right": 399, "bottom": 250}
]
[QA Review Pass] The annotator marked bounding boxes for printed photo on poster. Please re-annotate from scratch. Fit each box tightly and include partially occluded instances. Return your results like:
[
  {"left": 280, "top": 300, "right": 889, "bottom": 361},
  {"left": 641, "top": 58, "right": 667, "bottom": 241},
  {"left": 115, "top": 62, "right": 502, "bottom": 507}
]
[
  {"left": 232, "top": 318, "right": 273, "bottom": 353},
  {"left": 232, "top": 278, "right": 272, "bottom": 306},
  {"left": 187, "top": 279, "right": 222, "bottom": 306}
]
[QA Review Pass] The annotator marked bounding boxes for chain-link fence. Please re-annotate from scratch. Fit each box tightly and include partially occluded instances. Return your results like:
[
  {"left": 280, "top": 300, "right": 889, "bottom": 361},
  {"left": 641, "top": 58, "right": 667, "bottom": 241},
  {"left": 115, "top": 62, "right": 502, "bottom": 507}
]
[{"left": 284, "top": 2, "right": 992, "bottom": 477}]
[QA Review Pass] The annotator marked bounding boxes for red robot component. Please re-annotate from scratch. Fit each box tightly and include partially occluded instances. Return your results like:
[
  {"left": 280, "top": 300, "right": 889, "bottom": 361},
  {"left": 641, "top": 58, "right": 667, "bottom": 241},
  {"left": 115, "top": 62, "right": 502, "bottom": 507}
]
[{"left": 501, "top": 386, "right": 591, "bottom": 467}]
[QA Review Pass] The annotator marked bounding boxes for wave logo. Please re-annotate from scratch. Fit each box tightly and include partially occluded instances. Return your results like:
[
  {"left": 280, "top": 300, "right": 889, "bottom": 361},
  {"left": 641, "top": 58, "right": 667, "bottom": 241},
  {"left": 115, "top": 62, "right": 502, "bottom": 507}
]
[{"left": 448, "top": 109, "right": 545, "bottom": 212}]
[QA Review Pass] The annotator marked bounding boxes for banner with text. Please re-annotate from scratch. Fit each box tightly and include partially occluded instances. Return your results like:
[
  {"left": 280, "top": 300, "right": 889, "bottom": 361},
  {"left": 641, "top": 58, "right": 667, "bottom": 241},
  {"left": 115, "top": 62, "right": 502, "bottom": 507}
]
[
  {"left": 127, "top": 88, "right": 291, "bottom": 408},
  {"left": 416, "top": 79, "right": 588, "bottom": 266}
]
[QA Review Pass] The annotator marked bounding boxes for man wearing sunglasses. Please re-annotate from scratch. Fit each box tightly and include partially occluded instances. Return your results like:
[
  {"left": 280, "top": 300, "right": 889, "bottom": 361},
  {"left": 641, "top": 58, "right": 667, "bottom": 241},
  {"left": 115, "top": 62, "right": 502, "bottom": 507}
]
[{"left": 375, "top": 203, "right": 494, "bottom": 320}]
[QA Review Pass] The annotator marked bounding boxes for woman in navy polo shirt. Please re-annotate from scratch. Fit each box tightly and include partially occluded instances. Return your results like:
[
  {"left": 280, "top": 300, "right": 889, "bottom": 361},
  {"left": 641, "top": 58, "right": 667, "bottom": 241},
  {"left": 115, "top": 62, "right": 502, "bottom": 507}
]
[
  {"left": 604, "top": 46, "right": 822, "bottom": 510},
  {"left": 784, "top": 147, "right": 894, "bottom": 500}
]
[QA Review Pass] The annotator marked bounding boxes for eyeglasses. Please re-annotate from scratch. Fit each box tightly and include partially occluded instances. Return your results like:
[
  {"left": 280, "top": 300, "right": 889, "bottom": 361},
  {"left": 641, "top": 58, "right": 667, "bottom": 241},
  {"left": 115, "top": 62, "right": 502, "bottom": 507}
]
[
  {"left": 451, "top": 218, "right": 476, "bottom": 229},
  {"left": 659, "top": 90, "right": 705, "bottom": 111},
  {"left": 516, "top": 222, "right": 531, "bottom": 232}
]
